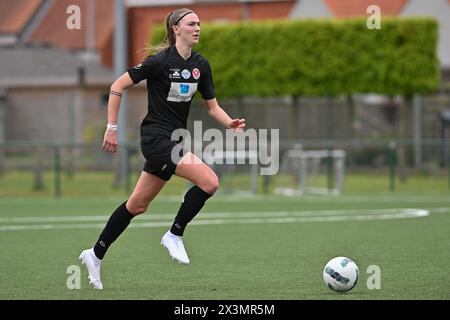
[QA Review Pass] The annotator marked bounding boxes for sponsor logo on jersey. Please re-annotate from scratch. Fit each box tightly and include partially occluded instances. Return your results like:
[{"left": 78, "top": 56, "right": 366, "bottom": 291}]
[
  {"left": 169, "top": 68, "right": 181, "bottom": 79},
  {"left": 192, "top": 68, "right": 200, "bottom": 79},
  {"left": 167, "top": 82, "right": 198, "bottom": 102},
  {"left": 181, "top": 69, "right": 191, "bottom": 79},
  {"left": 180, "top": 84, "right": 189, "bottom": 94}
]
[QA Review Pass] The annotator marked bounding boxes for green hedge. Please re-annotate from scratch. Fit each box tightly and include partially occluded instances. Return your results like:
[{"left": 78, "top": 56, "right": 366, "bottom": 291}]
[{"left": 151, "top": 18, "right": 439, "bottom": 97}]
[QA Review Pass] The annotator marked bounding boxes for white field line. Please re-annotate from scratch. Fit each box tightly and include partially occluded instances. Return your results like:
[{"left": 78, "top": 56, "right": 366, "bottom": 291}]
[
  {"left": 0, "top": 207, "right": 447, "bottom": 223},
  {"left": 0, "top": 208, "right": 437, "bottom": 223},
  {"left": 0, "top": 208, "right": 432, "bottom": 231},
  {"left": 213, "top": 195, "right": 450, "bottom": 203}
]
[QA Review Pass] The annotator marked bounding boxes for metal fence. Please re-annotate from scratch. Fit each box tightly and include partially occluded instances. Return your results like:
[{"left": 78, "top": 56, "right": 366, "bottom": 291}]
[{"left": 0, "top": 138, "right": 449, "bottom": 197}]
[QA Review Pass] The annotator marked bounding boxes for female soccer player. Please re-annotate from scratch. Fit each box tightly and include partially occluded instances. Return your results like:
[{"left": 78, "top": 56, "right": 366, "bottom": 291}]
[{"left": 79, "top": 8, "right": 245, "bottom": 289}]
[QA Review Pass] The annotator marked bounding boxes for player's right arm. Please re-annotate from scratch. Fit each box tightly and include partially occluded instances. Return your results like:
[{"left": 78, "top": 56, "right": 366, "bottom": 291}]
[
  {"left": 102, "top": 72, "right": 134, "bottom": 153},
  {"left": 103, "top": 54, "right": 163, "bottom": 153}
]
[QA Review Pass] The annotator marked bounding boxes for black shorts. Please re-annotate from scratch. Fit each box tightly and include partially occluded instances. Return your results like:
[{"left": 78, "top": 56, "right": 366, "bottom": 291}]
[{"left": 140, "top": 134, "right": 185, "bottom": 181}]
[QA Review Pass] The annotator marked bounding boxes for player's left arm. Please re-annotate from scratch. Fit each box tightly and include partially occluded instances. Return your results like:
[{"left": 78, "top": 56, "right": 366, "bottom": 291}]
[{"left": 203, "top": 98, "right": 245, "bottom": 131}]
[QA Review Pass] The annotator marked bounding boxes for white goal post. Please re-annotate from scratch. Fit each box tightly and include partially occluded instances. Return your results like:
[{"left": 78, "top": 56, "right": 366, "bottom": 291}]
[{"left": 275, "top": 146, "right": 346, "bottom": 196}]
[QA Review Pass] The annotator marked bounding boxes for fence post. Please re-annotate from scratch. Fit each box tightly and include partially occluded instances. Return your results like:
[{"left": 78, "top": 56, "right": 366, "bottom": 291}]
[
  {"left": 448, "top": 154, "right": 450, "bottom": 191},
  {"left": 33, "top": 147, "right": 45, "bottom": 190},
  {"left": 0, "top": 89, "right": 6, "bottom": 177},
  {"left": 54, "top": 145, "right": 61, "bottom": 198},
  {"left": 447, "top": 142, "right": 450, "bottom": 191},
  {"left": 388, "top": 141, "right": 397, "bottom": 191},
  {"left": 413, "top": 94, "right": 422, "bottom": 169},
  {"left": 262, "top": 174, "right": 270, "bottom": 194},
  {"left": 326, "top": 96, "right": 334, "bottom": 193}
]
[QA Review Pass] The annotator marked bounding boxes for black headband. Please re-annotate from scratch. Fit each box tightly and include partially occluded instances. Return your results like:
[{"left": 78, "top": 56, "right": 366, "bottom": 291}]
[{"left": 174, "top": 11, "right": 194, "bottom": 25}]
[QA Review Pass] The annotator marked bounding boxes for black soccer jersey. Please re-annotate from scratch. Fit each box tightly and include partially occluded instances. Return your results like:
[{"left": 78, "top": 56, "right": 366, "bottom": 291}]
[{"left": 127, "top": 46, "right": 215, "bottom": 138}]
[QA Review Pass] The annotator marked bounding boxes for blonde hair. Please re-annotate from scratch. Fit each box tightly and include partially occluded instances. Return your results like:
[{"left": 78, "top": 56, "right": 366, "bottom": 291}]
[{"left": 146, "top": 8, "right": 195, "bottom": 56}]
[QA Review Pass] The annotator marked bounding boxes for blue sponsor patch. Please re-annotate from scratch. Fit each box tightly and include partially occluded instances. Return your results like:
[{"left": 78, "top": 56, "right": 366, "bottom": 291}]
[{"left": 180, "top": 84, "right": 189, "bottom": 94}]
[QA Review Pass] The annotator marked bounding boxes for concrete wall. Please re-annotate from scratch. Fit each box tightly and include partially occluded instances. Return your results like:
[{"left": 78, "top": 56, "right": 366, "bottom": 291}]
[
  {"left": 6, "top": 87, "right": 81, "bottom": 142},
  {"left": 4, "top": 84, "right": 150, "bottom": 143}
]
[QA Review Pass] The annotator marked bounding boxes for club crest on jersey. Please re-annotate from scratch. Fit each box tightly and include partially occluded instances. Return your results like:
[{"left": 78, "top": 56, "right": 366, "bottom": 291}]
[
  {"left": 181, "top": 69, "right": 191, "bottom": 79},
  {"left": 192, "top": 68, "right": 200, "bottom": 79}
]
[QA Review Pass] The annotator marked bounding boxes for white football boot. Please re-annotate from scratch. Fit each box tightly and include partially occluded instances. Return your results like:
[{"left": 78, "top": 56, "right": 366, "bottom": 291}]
[
  {"left": 161, "top": 231, "right": 190, "bottom": 264},
  {"left": 79, "top": 248, "right": 103, "bottom": 289}
]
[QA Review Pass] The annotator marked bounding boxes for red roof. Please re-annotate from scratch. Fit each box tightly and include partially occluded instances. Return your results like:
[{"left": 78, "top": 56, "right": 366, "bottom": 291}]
[
  {"left": 325, "top": 0, "right": 408, "bottom": 18},
  {"left": 0, "top": 0, "right": 42, "bottom": 34},
  {"left": 29, "top": 0, "right": 113, "bottom": 50}
]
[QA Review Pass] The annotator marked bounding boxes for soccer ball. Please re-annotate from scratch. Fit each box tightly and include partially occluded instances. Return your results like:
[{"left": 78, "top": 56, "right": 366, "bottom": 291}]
[{"left": 323, "top": 256, "right": 359, "bottom": 293}]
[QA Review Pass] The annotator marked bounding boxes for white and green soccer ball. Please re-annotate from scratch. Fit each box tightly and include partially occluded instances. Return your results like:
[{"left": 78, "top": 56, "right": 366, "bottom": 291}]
[{"left": 323, "top": 257, "right": 359, "bottom": 293}]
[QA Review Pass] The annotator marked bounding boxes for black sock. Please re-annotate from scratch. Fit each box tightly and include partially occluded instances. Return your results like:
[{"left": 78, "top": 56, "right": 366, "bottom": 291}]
[
  {"left": 170, "top": 185, "right": 212, "bottom": 236},
  {"left": 93, "top": 201, "right": 135, "bottom": 259}
]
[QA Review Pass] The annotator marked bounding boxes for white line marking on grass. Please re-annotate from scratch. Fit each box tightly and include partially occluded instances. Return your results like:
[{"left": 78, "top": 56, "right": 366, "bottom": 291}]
[
  {"left": 0, "top": 215, "right": 111, "bottom": 223},
  {"left": 218, "top": 195, "right": 450, "bottom": 203},
  {"left": 0, "top": 208, "right": 431, "bottom": 231},
  {"left": 427, "top": 208, "right": 450, "bottom": 214},
  {"left": 0, "top": 208, "right": 441, "bottom": 223}
]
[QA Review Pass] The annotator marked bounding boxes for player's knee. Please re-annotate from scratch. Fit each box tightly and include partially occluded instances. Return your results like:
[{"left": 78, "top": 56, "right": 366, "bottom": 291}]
[
  {"left": 202, "top": 175, "right": 219, "bottom": 195},
  {"left": 126, "top": 200, "right": 149, "bottom": 215},
  {"left": 131, "top": 206, "right": 147, "bottom": 215}
]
